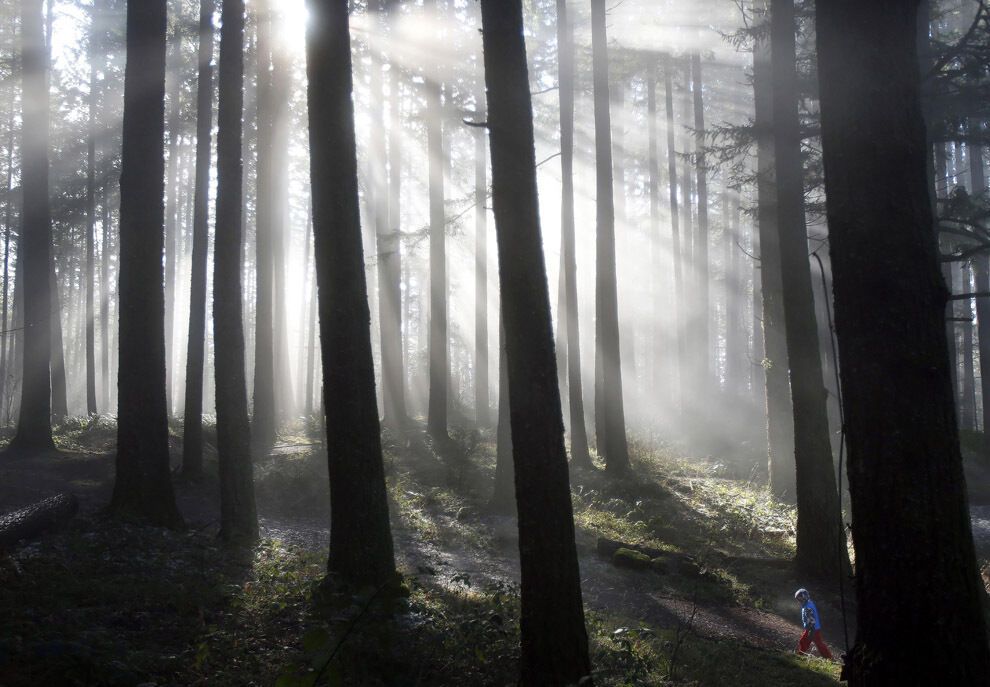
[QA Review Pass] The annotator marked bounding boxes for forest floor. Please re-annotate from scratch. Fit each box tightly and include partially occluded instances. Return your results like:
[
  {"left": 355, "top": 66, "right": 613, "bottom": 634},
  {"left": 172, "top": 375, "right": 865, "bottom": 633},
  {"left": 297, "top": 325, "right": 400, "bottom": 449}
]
[{"left": 0, "top": 415, "right": 925, "bottom": 686}]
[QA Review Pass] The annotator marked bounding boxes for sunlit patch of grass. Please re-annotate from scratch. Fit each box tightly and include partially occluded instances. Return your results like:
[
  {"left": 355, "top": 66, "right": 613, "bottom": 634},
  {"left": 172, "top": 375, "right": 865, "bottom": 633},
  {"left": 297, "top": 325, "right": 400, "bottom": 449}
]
[{"left": 51, "top": 414, "right": 118, "bottom": 453}]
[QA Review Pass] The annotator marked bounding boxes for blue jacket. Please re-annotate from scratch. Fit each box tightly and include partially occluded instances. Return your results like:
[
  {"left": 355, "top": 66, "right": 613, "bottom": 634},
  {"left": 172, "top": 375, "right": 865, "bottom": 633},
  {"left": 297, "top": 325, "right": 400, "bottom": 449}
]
[{"left": 801, "top": 599, "right": 822, "bottom": 631}]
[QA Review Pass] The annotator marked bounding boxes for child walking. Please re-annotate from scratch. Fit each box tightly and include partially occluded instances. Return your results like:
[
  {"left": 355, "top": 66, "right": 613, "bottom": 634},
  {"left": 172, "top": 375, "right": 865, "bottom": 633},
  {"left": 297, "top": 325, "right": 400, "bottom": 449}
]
[{"left": 794, "top": 588, "right": 834, "bottom": 660}]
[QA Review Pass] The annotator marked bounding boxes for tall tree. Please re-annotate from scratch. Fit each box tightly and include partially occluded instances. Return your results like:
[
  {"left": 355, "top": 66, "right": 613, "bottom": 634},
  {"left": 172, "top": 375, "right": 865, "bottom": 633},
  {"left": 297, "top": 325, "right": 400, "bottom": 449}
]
[
  {"left": 753, "top": 1, "right": 795, "bottom": 495},
  {"left": 182, "top": 0, "right": 215, "bottom": 480},
  {"left": 691, "top": 53, "right": 710, "bottom": 400},
  {"left": 252, "top": 0, "right": 277, "bottom": 453},
  {"left": 306, "top": 0, "right": 396, "bottom": 585},
  {"left": 474, "top": 64, "right": 490, "bottom": 429},
  {"left": 213, "top": 0, "right": 258, "bottom": 543},
  {"left": 85, "top": 1, "right": 99, "bottom": 416},
  {"left": 969, "top": 122, "right": 990, "bottom": 455},
  {"left": 664, "top": 55, "right": 685, "bottom": 418},
  {"left": 556, "top": 0, "right": 591, "bottom": 468},
  {"left": 590, "top": 0, "right": 629, "bottom": 475},
  {"left": 110, "top": 0, "right": 182, "bottom": 527},
  {"left": 770, "top": 0, "right": 848, "bottom": 579},
  {"left": 480, "top": 0, "right": 592, "bottom": 682},
  {"left": 426, "top": 0, "right": 448, "bottom": 441},
  {"left": 10, "top": 0, "right": 54, "bottom": 453},
  {"left": 816, "top": 0, "right": 990, "bottom": 682}
]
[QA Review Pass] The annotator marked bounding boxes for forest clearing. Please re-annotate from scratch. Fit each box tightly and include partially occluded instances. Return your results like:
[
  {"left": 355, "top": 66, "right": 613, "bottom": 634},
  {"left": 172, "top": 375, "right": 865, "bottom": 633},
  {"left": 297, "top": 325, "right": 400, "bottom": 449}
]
[{"left": 2, "top": 0, "right": 990, "bottom": 684}]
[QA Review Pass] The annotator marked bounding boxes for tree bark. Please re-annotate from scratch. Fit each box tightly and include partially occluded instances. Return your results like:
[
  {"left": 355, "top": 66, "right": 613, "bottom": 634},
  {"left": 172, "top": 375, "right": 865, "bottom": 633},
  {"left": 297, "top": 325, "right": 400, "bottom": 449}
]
[
  {"left": 664, "top": 55, "right": 685, "bottom": 419},
  {"left": 182, "top": 0, "right": 215, "bottom": 480},
  {"left": 480, "top": 2, "right": 592, "bottom": 682},
  {"left": 474, "top": 70, "right": 490, "bottom": 429},
  {"left": 85, "top": 7, "right": 98, "bottom": 416},
  {"left": 10, "top": 0, "right": 54, "bottom": 452},
  {"left": 591, "top": 0, "right": 629, "bottom": 475},
  {"left": 110, "top": 0, "right": 182, "bottom": 527},
  {"left": 306, "top": 0, "right": 396, "bottom": 586},
  {"left": 816, "top": 0, "right": 990, "bottom": 682},
  {"left": 969, "top": 120, "right": 990, "bottom": 452}
]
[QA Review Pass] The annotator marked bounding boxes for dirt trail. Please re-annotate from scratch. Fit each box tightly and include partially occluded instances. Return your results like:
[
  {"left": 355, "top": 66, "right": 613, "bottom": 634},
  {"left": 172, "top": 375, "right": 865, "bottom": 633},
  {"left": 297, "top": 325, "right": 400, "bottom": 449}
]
[{"left": 0, "top": 447, "right": 827, "bottom": 659}]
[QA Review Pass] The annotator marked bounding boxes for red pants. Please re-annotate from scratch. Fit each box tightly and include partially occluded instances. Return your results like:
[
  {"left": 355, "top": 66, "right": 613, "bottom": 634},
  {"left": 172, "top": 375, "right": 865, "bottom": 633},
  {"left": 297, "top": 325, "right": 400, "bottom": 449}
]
[{"left": 797, "top": 629, "right": 834, "bottom": 660}]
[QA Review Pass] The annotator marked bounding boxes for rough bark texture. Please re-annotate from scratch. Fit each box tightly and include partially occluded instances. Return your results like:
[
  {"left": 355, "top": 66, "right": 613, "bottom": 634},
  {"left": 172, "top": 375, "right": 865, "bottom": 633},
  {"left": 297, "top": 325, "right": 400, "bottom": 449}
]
[
  {"left": 753, "top": 2, "right": 795, "bottom": 497},
  {"left": 480, "top": 2, "right": 592, "bottom": 683},
  {"left": 110, "top": 0, "right": 182, "bottom": 527},
  {"left": 771, "top": 0, "right": 849, "bottom": 580},
  {"left": 817, "top": 1, "right": 990, "bottom": 682},
  {"left": 182, "top": 0, "right": 215, "bottom": 481},
  {"left": 591, "top": 0, "right": 629, "bottom": 475},
  {"left": 0, "top": 493, "right": 78, "bottom": 549},
  {"left": 10, "top": 0, "right": 53, "bottom": 453},
  {"left": 556, "top": 0, "right": 591, "bottom": 468},
  {"left": 306, "top": 0, "right": 396, "bottom": 586}
]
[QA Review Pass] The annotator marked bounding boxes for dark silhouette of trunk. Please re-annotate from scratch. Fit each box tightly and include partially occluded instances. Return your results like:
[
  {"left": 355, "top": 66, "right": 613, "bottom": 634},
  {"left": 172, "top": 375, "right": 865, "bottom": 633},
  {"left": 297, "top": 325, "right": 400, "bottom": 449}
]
[
  {"left": 100, "top": 164, "right": 110, "bottom": 411},
  {"left": 10, "top": 0, "right": 54, "bottom": 452},
  {"left": 48, "top": 268, "right": 67, "bottom": 421},
  {"left": 817, "top": 1, "right": 990, "bottom": 682},
  {"left": 110, "top": 0, "right": 182, "bottom": 527},
  {"left": 373, "top": 0, "right": 405, "bottom": 431},
  {"left": 664, "top": 56, "right": 685, "bottom": 417},
  {"left": 252, "top": 0, "right": 276, "bottom": 453},
  {"left": 474, "top": 75, "right": 490, "bottom": 429},
  {"left": 1, "top": 117, "right": 11, "bottom": 419},
  {"left": 754, "top": 2, "right": 795, "bottom": 496},
  {"left": 426, "top": 0, "right": 448, "bottom": 441},
  {"left": 771, "top": 0, "right": 848, "bottom": 579},
  {"left": 556, "top": 0, "right": 591, "bottom": 468},
  {"left": 182, "top": 0, "right": 215, "bottom": 480},
  {"left": 491, "top": 319, "right": 514, "bottom": 513},
  {"left": 271, "top": 43, "right": 293, "bottom": 422},
  {"left": 591, "top": 0, "right": 629, "bottom": 475},
  {"left": 480, "top": 2, "right": 593, "bottom": 682},
  {"left": 213, "top": 0, "right": 257, "bottom": 543},
  {"left": 306, "top": 0, "right": 396, "bottom": 586},
  {"left": 691, "top": 53, "right": 710, "bottom": 401},
  {"left": 961, "top": 264, "right": 976, "bottom": 430},
  {"left": 85, "top": 10, "right": 98, "bottom": 416},
  {"left": 386, "top": 9, "right": 405, "bottom": 426}
]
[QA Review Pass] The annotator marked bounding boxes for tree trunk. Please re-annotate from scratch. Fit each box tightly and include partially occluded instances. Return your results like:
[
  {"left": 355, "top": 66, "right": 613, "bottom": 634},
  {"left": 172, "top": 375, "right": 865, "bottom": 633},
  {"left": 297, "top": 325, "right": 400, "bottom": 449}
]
[
  {"left": 10, "top": 0, "right": 54, "bottom": 452},
  {"left": 426, "top": 0, "right": 448, "bottom": 441},
  {"left": 48, "top": 267, "right": 67, "bottom": 421},
  {"left": 110, "top": 0, "right": 182, "bottom": 527},
  {"left": 771, "top": 0, "right": 849, "bottom": 579},
  {"left": 164, "top": 32, "right": 181, "bottom": 418},
  {"left": 306, "top": 0, "right": 396, "bottom": 586},
  {"left": 591, "top": 0, "right": 629, "bottom": 475},
  {"left": 85, "top": 12, "right": 98, "bottom": 416},
  {"left": 252, "top": 0, "right": 276, "bottom": 453},
  {"left": 647, "top": 60, "right": 663, "bottom": 402},
  {"left": 816, "top": 1, "right": 990, "bottom": 682},
  {"left": 556, "top": 0, "right": 591, "bottom": 468},
  {"left": 664, "top": 55, "right": 685, "bottom": 419},
  {"left": 961, "top": 263, "right": 977, "bottom": 430},
  {"left": 970, "top": 121, "right": 990, "bottom": 453},
  {"left": 212, "top": 0, "right": 257, "bottom": 543},
  {"left": 475, "top": 72, "right": 490, "bottom": 429},
  {"left": 181, "top": 0, "right": 215, "bottom": 480},
  {"left": 480, "top": 2, "right": 592, "bottom": 682},
  {"left": 753, "top": 2, "right": 795, "bottom": 496},
  {"left": 691, "top": 53, "right": 710, "bottom": 401}
]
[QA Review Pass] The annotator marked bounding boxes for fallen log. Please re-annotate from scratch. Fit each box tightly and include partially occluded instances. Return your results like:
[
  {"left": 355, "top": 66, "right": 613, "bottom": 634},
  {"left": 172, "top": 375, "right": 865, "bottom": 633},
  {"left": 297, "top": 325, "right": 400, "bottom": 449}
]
[{"left": 0, "top": 493, "right": 78, "bottom": 549}]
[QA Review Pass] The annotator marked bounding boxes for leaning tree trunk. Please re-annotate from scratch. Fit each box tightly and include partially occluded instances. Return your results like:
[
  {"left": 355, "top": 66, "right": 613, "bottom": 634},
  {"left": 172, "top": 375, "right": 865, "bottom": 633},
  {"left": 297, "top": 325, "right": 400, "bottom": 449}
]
[
  {"left": 110, "top": 0, "right": 182, "bottom": 528},
  {"left": 10, "top": 0, "right": 54, "bottom": 453},
  {"left": 770, "top": 0, "right": 849, "bottom": 580},
  {"left": 182, "top": 0, "right": 215, "bottom": 480},
  {"left": 306, "top": 0, "right": 396, "bottom": 586},
  {"left": 816, "top": 0, "right": 990, "bottom": 682},
  {"left": 556, "top": 0, "right": 591, "bottom": 468},
  {"left": 213, "top": 0, "right": 257, "bottom": 544},
  {"left": 590, "top": 0, "right": 629, "bottom": 475},
  {"left": 480, "top": 1, "right": 592, "bottom": 683}
]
